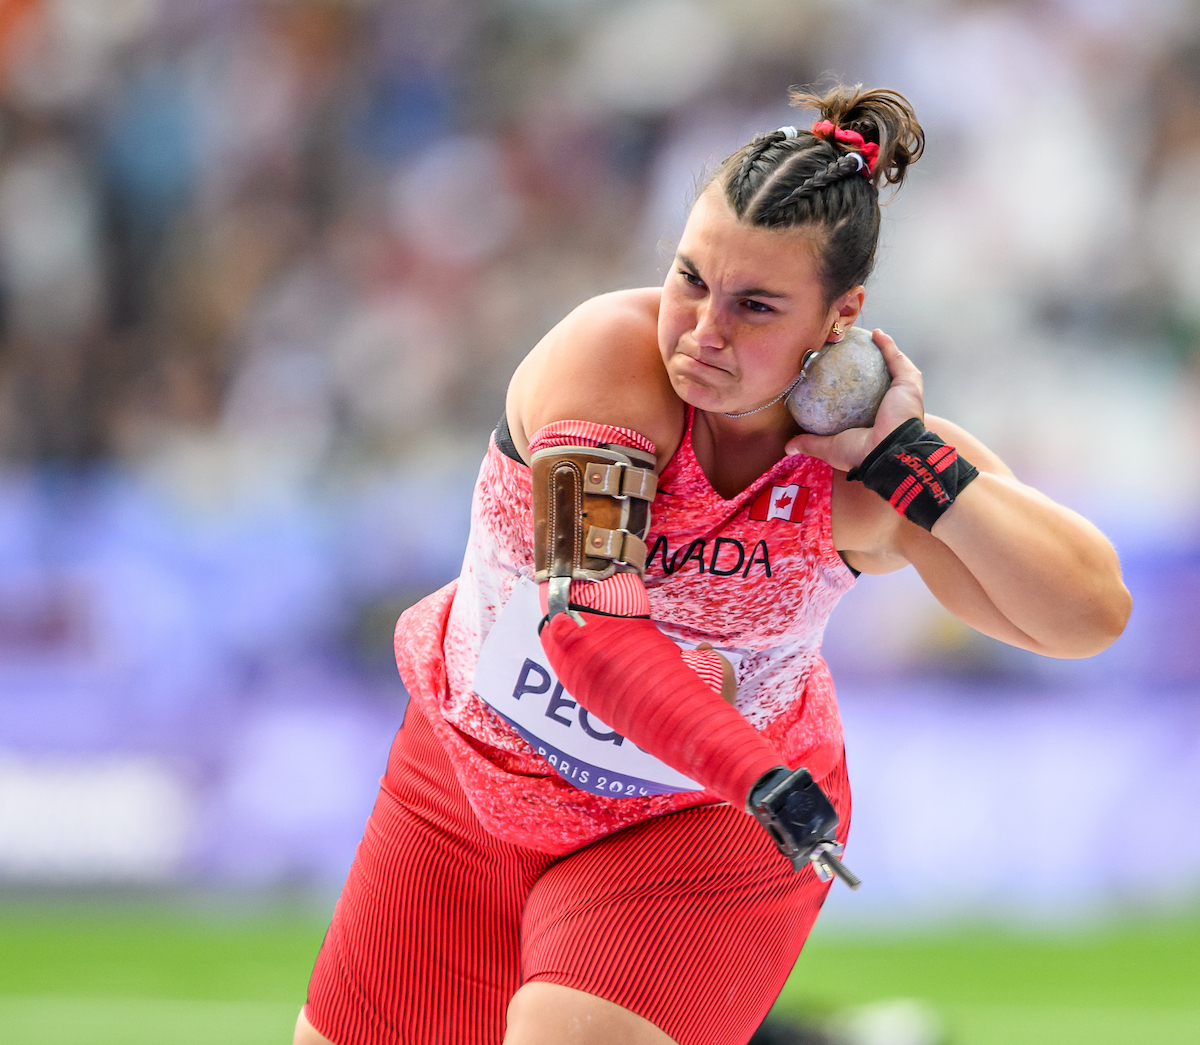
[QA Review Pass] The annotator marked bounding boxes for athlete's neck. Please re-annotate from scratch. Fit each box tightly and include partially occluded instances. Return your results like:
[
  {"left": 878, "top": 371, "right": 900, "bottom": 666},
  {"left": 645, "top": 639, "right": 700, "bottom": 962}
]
[{"left": 692, "top": 407, "right": 797, "bottom": 499}]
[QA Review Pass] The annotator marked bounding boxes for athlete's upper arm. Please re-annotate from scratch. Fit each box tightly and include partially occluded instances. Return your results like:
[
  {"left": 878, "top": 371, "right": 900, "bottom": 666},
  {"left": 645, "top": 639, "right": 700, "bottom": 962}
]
[
  {"left": 894, "top": 520, "right": 1041, "bottom": 650},
  {"left": 505, "top": 290, "right": 682, "bottom": 468}
]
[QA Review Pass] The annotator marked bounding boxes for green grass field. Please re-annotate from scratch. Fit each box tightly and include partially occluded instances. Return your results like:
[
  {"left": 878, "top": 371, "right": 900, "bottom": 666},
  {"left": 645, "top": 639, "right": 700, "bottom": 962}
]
[
  {"left": 778, "top": 913, "right": 1200, "bottom": 1045},
  {"left": 0, "top": 898, "right": 1196, "bottom": 1044}
]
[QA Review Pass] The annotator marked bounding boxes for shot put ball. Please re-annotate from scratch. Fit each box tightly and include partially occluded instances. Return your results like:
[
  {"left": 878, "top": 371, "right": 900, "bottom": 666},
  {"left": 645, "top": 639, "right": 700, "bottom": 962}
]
[{"left": 786, "top": 326, "right": 891, "bottom": 436}]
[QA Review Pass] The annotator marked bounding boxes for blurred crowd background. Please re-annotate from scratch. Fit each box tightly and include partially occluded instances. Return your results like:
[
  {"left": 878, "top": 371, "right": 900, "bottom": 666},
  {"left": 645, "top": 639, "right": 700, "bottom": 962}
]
[{"left": 0, "top": 0, "right": 1197, "bottom": 919}]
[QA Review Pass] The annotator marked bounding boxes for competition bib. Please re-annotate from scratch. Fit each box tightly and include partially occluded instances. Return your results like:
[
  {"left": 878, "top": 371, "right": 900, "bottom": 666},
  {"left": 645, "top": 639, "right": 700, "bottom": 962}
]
[{"left": 473, "top": 578, "right": 707, "bottom": 798}]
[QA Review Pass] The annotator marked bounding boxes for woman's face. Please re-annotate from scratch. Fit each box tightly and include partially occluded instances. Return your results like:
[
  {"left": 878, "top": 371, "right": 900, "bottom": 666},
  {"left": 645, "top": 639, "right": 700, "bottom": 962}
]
[{"left": 658, "top": 187, "right": 854, "bottom": 416}]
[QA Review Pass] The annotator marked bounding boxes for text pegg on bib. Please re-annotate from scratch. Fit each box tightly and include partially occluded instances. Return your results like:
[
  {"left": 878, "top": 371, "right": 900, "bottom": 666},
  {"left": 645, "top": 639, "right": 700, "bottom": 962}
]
[{"left": 473, "top": 579, "right": 715, "bottom": 798}]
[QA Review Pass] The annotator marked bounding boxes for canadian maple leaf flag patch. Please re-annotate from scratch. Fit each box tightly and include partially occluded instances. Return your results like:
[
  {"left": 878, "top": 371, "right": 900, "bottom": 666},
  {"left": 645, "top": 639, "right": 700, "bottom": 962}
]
[{"left": 749, "top": 483, "right": 809, "bottom": 523}]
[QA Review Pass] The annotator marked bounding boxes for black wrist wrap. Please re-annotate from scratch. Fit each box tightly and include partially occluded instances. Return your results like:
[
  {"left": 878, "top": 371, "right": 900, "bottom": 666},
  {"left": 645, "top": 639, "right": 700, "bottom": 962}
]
[{"left": 846, "top": 418, "right": 979, "bottom": 531}]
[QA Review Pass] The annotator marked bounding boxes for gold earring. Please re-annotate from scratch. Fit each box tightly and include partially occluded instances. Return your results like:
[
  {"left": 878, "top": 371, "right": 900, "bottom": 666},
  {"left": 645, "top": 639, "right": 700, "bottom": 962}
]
[{"left": 829, "top": 322, "right": 844, "bottom": 341}]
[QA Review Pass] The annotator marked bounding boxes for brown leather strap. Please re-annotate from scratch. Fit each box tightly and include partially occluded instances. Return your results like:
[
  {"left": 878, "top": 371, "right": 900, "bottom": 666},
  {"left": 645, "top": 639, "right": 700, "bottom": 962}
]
[
  {"left": 582, "top": 462, "right": 657, "bottom": 501},
  {"left": 549, "top": 461, "right": 582, "bottom": 577},
  {"left": 584, "top": 527, "right": 648, "bottom": 571}
]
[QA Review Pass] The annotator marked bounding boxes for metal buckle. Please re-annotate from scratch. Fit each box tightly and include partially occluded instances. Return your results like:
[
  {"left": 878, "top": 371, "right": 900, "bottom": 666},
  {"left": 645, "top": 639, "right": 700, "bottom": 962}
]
[
  {"left": 545, "top": 576, "right": 584, "bottom": 625},
  {"left": 809, "top": 841, "right": 861, "bottom": 890}
]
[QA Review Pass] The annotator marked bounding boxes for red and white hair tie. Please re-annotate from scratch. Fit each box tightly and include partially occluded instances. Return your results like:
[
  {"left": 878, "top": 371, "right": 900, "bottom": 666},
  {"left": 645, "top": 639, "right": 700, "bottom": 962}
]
[{"left": 811, "top": 119, "right": 879, "bottom": 176}]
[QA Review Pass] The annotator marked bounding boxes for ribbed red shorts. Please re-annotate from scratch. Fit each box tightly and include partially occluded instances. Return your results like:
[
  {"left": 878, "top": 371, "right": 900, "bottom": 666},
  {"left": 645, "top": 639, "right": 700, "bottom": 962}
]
[{"left": 305, "top": 704, "right": 850, "bottom": 1045}]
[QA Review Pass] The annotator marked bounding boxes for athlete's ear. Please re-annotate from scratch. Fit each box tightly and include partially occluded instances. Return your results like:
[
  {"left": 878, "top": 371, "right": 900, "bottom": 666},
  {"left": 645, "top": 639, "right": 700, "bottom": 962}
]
[{"left": 826, "top": 285, "right": 865, "bottom": 336}]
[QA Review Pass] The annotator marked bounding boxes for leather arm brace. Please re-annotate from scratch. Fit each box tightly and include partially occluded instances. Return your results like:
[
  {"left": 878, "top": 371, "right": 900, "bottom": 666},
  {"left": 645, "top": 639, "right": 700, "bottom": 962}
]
[{"left": 532, "top": 442, "right": 657, "bottom": 621}]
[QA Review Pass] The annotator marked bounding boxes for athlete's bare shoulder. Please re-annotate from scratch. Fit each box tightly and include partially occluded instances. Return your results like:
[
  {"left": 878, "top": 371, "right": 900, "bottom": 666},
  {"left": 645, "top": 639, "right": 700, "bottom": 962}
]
[{"left": 506, "top": 288, "right": 684, "bottom": 469}]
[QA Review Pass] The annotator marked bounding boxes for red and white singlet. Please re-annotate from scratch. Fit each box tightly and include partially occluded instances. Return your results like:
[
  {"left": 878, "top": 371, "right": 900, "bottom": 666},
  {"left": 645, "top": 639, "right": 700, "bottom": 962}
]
[{"left": 393, "top": 406, "right": 857, "bottom": 855}]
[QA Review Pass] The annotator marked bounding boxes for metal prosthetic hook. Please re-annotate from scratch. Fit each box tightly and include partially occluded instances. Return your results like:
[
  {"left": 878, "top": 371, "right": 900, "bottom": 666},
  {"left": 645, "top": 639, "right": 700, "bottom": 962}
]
[{"left": 748, "top": 765, "right": 861, "bottom": 890}]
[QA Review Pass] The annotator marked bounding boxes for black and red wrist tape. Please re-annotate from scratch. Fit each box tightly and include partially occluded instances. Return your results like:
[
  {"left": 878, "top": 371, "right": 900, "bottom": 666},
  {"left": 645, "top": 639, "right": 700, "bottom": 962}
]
[{"left": 847, "top": 418, "right": 979, "bottom": 531}]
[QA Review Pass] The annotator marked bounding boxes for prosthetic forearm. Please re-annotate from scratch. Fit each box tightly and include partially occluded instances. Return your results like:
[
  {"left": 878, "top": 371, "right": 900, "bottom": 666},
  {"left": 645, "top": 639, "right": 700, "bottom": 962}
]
[{"left": 541, "top": 611, "right": 778, "bottom": 810}]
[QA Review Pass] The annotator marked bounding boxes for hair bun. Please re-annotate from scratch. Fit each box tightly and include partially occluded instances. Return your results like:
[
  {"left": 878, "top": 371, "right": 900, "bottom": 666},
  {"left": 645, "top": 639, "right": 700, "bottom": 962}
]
[{"left": 789, "top": 83, "right": 925, "bottom": 188}]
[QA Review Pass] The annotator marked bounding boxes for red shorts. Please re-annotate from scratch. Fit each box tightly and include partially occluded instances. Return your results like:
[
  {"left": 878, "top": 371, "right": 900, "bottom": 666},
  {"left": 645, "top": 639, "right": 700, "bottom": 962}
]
[{"left": 305, "top": 704, "right": 851, "bottom": 1045}]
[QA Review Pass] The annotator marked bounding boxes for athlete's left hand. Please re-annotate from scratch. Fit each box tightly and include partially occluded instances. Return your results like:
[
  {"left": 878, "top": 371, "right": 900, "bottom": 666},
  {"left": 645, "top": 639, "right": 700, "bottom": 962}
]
[{"left": 785, "top": 330, "right": 925, "bottom": 472}]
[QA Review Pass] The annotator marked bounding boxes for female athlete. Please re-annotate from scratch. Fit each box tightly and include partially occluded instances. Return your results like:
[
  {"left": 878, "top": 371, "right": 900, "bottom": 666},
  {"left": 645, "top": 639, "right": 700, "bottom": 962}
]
[{"left": 295, "top": 84, "right": 1131, "bottom": 1045}]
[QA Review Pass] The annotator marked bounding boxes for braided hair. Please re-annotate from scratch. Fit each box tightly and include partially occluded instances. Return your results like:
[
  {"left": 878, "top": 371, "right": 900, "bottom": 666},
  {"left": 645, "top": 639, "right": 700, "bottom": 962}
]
[{"left": 715, "top": 84, "right": 925, "bottom": 304}]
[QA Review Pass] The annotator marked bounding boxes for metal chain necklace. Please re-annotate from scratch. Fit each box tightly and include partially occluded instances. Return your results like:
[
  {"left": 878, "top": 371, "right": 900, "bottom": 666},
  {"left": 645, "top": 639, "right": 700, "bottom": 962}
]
[{"left": 722, "top": 374, "right": 803, "bottom": 419}]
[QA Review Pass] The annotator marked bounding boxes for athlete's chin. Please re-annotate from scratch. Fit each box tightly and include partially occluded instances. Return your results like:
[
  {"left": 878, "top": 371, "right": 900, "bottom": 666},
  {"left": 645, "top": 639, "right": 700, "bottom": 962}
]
[
  {"left": 668, "top": 362, "right": 734, "bottom": 409},
  {"left": 670, "top": 375, "right": 731, "bottom": 412}
]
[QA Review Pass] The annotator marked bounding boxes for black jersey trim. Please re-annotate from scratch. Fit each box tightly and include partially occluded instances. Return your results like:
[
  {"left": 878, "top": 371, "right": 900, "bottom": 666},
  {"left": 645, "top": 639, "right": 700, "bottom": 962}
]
[{"left": 494, "top": 410, "right": 525, "bottom": 465}]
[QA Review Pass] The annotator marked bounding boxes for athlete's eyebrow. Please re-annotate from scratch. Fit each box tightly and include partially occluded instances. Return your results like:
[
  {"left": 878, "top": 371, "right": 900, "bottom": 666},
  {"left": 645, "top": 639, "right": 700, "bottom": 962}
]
[{"left": 675, "top": 253, "right": 789, "bottom": 299}]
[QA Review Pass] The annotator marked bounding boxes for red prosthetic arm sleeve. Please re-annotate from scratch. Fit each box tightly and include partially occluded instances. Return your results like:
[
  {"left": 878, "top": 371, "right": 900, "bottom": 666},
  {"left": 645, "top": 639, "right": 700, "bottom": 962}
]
[{"left": 540, "top": 611, "right": 782, "bottom": 808}]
